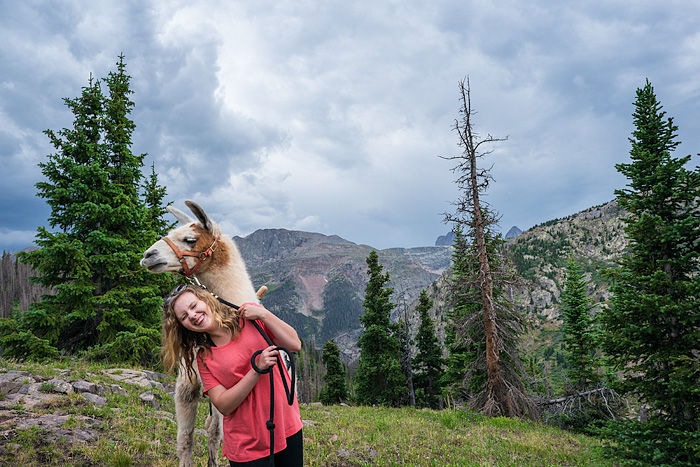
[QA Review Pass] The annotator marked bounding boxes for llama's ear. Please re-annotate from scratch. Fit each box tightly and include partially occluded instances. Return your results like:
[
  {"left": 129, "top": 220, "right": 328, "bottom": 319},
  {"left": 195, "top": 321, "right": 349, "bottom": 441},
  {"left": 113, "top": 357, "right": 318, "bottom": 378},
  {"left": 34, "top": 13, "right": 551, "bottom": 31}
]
[
  {"left": 185, "top": 200, "right": 214, "bottom": 232},
  {"left": 167, "top": 205, "right": 194, "bottom": 225}
]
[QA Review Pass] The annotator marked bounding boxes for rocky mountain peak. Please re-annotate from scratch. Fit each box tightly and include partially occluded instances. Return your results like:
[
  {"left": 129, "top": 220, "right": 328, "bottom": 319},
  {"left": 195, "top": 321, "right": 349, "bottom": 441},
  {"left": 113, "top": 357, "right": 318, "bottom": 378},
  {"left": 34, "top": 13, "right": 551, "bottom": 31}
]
[{"left": 505, "top": 226, "right": 523, "bottom": 239}]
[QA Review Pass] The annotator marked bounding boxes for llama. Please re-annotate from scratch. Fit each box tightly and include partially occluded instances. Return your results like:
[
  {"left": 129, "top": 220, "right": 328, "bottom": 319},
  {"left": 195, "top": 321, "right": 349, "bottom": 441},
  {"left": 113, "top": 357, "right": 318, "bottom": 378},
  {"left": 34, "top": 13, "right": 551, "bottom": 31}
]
[{"left": 140, "top": 200, "right": 261, "bottom": 467}]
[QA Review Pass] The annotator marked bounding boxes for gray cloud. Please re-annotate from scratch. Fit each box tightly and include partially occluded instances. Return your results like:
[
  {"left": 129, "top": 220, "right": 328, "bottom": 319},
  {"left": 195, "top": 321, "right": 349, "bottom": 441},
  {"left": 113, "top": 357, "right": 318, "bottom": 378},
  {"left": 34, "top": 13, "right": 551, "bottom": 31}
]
[{"left": 1, "top": 0, "right": 699, "bottom": 254}]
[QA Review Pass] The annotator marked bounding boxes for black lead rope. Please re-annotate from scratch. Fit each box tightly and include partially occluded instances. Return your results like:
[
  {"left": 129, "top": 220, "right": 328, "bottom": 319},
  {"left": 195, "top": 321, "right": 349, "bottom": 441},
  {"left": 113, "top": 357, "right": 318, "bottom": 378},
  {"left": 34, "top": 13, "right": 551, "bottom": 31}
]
[{"left": 214, "top": 295, "right": 296, "bottom": 467}]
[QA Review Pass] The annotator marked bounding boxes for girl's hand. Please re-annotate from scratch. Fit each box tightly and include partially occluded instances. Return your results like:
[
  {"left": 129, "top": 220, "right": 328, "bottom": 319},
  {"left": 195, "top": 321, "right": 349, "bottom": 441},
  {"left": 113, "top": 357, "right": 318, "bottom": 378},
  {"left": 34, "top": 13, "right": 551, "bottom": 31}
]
[
  {"left": 255, "top": 345, "right": 279, "bottom": 371},
  {"left": 239, "top": 302, "right": 269, "bottom": 321}
]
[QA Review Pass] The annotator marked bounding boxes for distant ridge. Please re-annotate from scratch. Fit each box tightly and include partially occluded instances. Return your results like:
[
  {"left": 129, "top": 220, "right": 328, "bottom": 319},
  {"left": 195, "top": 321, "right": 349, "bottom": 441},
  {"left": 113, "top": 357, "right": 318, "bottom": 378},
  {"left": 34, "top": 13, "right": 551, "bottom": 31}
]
[{"left": 435, "top": 225, "right": 522, "bottom": 244}]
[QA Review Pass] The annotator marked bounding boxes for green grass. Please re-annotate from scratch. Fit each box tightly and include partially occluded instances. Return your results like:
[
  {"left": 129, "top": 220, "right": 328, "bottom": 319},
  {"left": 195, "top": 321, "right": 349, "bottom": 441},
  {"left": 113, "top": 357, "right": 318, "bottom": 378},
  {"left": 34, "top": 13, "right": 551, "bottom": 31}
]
[
  {"left": 0, "top": 358, "right": 622, "bottom": 466},
  {"left": 301, "top": 405, "right": 619, "bottom": 466}
]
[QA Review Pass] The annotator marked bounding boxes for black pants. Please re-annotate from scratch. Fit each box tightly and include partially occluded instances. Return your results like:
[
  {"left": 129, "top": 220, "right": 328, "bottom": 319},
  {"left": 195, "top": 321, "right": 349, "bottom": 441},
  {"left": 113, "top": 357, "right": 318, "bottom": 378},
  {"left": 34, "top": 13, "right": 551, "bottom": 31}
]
[{"left": 229, "top": 429, "right": 303, "bottom": 467}]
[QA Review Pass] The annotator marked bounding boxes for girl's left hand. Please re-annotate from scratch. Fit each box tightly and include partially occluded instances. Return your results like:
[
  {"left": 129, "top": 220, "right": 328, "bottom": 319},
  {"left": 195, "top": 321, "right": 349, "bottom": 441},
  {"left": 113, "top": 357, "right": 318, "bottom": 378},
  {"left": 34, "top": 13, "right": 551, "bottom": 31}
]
[{"left": 238, "top": 302, "right": 269, "bottom": 321}]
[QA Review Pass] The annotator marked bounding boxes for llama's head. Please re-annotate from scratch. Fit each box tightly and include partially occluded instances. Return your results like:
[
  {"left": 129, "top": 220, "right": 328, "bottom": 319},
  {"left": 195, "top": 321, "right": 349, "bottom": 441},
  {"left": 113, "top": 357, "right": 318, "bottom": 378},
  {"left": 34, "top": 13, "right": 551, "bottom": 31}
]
[{"left": 140, "top": 200, "right": 230, "bottom": 276}]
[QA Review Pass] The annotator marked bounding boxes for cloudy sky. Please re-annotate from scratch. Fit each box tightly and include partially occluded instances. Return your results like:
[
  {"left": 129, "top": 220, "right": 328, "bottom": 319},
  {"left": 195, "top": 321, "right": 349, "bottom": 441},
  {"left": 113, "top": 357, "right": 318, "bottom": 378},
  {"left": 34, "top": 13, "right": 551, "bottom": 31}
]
[{"left": 2, "top": 0, "right": 699, "bottom": 253}]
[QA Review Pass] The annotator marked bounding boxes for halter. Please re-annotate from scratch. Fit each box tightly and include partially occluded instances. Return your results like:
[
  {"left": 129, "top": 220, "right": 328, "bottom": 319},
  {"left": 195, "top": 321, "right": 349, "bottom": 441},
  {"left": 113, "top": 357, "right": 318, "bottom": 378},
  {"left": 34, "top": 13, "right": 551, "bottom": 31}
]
[{"left": 162, "top": 235, "right": 220, "bottom": 277}]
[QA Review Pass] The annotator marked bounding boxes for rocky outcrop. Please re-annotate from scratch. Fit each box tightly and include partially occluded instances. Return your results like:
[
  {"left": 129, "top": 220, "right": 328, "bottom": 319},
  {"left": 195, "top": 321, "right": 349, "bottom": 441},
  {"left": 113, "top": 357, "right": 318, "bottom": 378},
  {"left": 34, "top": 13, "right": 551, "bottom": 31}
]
[
  {"left": 508, "top": 199, "right": 627, "bottom": 322},
  {"left": 0, "top": 367, "right": 173, "bottom": 446},
  {"left": 505, "top": 226, "right": 523, "bottom": 239},
  {"left": 435, "top": 231, "right": 456, "bottom": 246}
]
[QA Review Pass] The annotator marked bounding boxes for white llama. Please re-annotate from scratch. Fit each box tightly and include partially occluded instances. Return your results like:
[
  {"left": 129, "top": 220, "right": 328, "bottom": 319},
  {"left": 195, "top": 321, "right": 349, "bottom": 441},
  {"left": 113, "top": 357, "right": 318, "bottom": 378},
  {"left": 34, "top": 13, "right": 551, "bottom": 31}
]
[{"left": 140, "top": 200, "right": 261, "bottom": 467}]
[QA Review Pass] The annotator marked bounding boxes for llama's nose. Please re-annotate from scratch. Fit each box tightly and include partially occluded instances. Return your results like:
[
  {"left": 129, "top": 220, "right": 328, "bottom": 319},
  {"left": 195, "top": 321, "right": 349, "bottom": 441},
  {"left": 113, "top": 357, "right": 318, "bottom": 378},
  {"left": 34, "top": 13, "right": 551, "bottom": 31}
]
[{"left": 143, "top": 249, "right": 156, "bottom": 259}]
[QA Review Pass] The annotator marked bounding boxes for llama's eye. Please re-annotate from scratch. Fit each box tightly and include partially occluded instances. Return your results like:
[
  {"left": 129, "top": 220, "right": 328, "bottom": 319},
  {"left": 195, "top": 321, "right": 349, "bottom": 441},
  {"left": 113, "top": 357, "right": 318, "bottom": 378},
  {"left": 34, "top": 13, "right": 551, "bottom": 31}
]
[{"left": 183, "top": 237, "right": 197, "bottom": 245}]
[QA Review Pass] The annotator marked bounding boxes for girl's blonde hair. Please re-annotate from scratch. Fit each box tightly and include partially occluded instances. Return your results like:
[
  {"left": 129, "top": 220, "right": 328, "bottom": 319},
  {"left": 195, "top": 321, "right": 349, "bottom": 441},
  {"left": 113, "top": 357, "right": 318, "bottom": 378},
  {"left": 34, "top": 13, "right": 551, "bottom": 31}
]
[{"left": 161, "top": 285, "right": 243, "bottom": 380}]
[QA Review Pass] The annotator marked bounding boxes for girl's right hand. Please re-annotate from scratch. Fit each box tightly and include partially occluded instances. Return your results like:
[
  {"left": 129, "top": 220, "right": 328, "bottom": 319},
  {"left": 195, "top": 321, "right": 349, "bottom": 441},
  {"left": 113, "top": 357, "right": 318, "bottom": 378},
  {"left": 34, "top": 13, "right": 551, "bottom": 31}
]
[{"left": 255, "top": 345, "right": 279, "bottom": 371}]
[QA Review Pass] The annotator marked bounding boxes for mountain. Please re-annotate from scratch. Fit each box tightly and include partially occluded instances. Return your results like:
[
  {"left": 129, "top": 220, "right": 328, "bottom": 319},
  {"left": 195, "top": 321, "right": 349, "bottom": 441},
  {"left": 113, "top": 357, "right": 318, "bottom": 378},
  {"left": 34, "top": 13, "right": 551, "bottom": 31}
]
[
  {"left": 508, "top": 199, "right": 626, "bottom": 320},
  {"left": 233, "top": 228, "right": 452, "bottom": 361},
  {"left": 235, "top": 200, "right": 628, "bottom": 364},
  {"left": 395, "top": 199, "right": 628, "bottom": 391},
  {"left": 435, "top": 231, "right": 455, "bottom": 246},
  {"left": 505, "top": 226, "right": 523, "bottom": 239}
]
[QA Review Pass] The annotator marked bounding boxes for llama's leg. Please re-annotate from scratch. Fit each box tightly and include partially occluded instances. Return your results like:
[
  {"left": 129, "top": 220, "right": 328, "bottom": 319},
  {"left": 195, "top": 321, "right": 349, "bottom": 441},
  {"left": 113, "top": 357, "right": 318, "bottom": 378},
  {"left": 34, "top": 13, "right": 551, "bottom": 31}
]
[
  {"left": 175, "top": 371, "right": 201, "bottom": 467},
  {"left": 204, "top": 401, "right": 224, "bottom": 467}
]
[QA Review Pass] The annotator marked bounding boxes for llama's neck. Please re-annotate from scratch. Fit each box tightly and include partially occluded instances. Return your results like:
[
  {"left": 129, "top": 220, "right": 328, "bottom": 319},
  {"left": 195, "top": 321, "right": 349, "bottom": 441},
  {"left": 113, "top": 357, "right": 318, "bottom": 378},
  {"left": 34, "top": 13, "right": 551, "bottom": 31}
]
[{"left": 195, "top": 237, "right": 258, "bottom": 306}]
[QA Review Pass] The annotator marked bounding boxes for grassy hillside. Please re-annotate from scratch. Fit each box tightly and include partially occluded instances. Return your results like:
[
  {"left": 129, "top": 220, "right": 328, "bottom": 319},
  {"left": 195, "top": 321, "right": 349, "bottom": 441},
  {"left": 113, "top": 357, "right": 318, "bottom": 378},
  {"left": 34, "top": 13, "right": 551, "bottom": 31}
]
[{"left": 0, "top": 358, "right": 622, "bottom": 467}]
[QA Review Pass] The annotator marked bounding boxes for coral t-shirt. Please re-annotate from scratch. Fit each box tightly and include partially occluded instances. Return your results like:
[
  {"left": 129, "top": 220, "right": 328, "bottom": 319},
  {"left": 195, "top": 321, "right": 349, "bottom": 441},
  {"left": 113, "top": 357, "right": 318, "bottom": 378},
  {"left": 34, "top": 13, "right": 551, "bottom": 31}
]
[{"left": 197, "top": 320, "right": 303, "bottom": 463}]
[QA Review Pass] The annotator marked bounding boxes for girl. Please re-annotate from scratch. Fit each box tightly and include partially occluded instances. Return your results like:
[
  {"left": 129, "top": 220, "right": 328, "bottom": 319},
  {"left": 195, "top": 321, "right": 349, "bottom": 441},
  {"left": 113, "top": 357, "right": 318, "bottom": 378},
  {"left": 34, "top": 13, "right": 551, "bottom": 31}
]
[{"left": 162, "top": 284, "right": 303, "bottom": 467}]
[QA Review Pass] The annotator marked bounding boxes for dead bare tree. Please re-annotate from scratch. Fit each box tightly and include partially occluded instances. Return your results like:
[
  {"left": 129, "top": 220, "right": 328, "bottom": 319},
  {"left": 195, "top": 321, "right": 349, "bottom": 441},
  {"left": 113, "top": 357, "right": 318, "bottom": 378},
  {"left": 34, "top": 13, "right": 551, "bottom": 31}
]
[
  {"left": 442, "top": 77, "right": 538, "bottom": 419},
  {"left": 0, "top": 251, "right": 53, "bottom": 319}
]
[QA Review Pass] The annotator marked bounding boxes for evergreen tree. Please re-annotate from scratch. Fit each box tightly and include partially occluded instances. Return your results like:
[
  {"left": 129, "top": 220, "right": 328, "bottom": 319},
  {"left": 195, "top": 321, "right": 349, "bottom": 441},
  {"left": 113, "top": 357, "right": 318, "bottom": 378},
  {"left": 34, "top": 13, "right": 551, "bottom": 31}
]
[
  {"left": 600, "top": 80, "right": 700, "bottom": 465},
  {"left": 560, "top": 256, "right": 600, "bottom": 390},
  {"left": 441, "top": 225, "right": 479, "bottom": 404},
  {"left": 297, "top": 340, "right": 324, "bottom": 403},
  {"left": 5, "top": 56, "right": 173, "bottom": 363},
  {"left": 396, "top": 317, "right": 416, "bottom": 407},
  {"left": 143, "top": 163, "right": 173, "bottom": 237},
  {"left": 395, "top": 285, "right": 416, "bottom": 407},
  {"left": 355, "top": 250, "right": 407, "bottom": 406},
  {"left": 412, "top": 289, "right": 445, "bottom": 409},
  {"left": 319, "top": 339, "right": 348, "bottom": 405}
]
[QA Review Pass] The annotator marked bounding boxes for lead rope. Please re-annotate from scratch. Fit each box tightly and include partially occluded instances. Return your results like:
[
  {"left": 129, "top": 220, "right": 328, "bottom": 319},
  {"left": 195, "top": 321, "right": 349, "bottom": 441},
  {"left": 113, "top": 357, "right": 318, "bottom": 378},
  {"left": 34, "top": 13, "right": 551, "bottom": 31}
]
[{"left": 213, "top": 295, "right": 296, "bottom": 467}]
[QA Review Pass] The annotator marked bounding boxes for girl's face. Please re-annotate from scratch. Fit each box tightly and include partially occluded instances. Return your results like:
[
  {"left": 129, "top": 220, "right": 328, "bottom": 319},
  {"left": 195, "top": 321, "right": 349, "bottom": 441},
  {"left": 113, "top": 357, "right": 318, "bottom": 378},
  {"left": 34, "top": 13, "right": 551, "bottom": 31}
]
[{"left": 172, "top": 291, "right": 217, "bottom": 333}]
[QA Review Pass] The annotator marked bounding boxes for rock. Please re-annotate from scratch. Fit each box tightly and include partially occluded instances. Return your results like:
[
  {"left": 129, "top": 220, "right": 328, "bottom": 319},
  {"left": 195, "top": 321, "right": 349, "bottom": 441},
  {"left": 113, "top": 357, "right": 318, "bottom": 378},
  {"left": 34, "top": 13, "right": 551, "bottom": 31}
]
[
  {"left": 72, "top": 380, "right": 97, "bottom": 394},
  {"left": 47, "top": 378, "right": 74, "bottom": 394},
  {"left": 18, "top": 383, "right": 42, "bottom": 397},
  {"left": 149, "top": 380, "right": 165, "bottom": 391},
  {"left": 0, "top": 371, "right": 34, "bottom": 395},
  {"left": 102, "top": 369, "right": 157, "bottom": 388},
  {"left": 139, "top": 391, "right": 161, "bottom": 408},
  {"left": 108, "top": 384, "right": 128, "bottom": 395},
  {"left": 143, "top": 370, "right": 167, "bottom": 382},
  {"left": 82, "top": 393, "right": 108, "bottom": 406}
]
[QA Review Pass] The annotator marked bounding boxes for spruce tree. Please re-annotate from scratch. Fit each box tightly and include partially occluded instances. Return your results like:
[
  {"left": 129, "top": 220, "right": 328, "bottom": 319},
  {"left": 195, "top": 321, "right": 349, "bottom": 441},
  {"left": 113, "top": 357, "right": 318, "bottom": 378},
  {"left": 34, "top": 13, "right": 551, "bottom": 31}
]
[
  {"left": 441, "top": 225, "right": 479, "bottom": 403},
  {"left": 412, "top": 289, "right": 445, "bottom": 409},
  {"left": 319, "top": 339, "right": 348, "bottom": 405},
  {"left": 600, "top": 79, "right": 700, "bottom": 465},
  {"left": 7, "top": 56, "right": 173, "bottom": 363},
  {"left": 143, "top": 163, "right": 173, "bottom": 237},
  {"left": 560, "top": 256, "right": 599, "bottom": 390},
  {"left": 395, "top": 285, "right": 416, "bottom": 407},
  {"left": 355, "top": 250, "right": 407, "bottom": 406}
]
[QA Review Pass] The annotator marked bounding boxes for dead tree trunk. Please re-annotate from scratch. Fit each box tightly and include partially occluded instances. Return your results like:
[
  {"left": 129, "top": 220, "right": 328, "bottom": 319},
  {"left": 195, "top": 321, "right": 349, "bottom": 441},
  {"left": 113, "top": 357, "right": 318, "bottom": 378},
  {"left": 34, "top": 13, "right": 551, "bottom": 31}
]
[{"left": 443, "top": 78, "right": 537, "bottom": 419}]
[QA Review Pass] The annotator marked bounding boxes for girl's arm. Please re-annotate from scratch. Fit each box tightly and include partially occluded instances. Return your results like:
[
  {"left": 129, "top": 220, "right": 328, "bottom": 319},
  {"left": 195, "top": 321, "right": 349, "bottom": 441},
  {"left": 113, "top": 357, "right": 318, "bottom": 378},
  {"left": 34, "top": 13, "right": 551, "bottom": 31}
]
[
  {"left": 238, "top": 303, "right": 302, "bottom": 352},
  {"left": 206, "top": 345, "right": 279, "bottom": 416}
]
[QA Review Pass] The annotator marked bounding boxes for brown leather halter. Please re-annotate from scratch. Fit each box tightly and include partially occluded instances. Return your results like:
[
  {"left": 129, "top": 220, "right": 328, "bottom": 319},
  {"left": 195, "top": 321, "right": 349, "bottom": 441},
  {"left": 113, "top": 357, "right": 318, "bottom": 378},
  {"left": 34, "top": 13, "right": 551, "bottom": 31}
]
[{"left": 162, "top": 235, "right": 220, "bottom": 277}]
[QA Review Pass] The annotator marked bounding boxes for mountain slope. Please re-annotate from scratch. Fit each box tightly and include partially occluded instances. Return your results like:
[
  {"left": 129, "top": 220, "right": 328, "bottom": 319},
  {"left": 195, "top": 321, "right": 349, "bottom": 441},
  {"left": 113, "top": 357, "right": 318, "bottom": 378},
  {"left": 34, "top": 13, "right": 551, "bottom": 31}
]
[
  {"left": 508, "top": 199, "right": 627, "bottom": 320},
  {"left": 233, "top": 228, "right": 452, "bottom": 360},
  {"left": 233, "top": 200, "right": 628, "bottom": 364}
]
